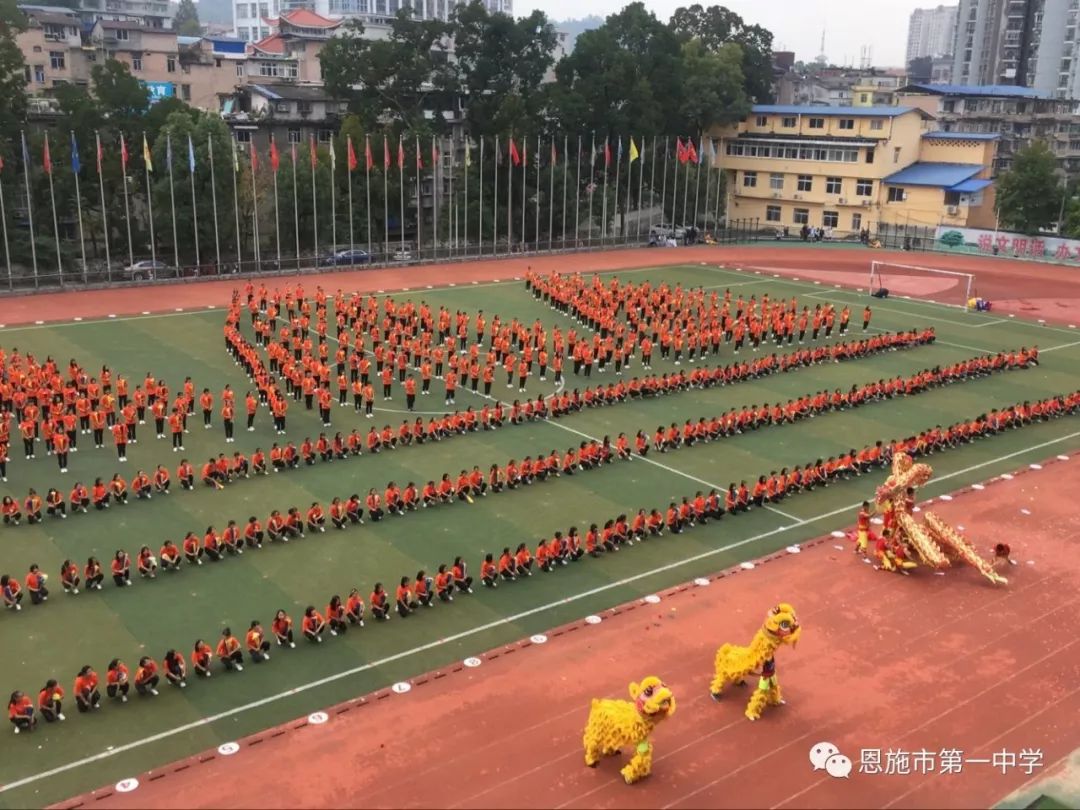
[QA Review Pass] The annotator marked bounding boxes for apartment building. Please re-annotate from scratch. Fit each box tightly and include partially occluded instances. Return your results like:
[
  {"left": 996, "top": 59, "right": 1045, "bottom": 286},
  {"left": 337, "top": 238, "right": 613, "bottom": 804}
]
[
  {"left": 906, "top": 5, "right": 958, "bottom": 62},
  {"left": 711, "top": 104, "right": 998, "bottom": 236},
  {"left": 896, "top": 82, "right": 1080, "bottom": 172},
  {"left": 17, "top": 6, "right": 92, "bottom": 90}
]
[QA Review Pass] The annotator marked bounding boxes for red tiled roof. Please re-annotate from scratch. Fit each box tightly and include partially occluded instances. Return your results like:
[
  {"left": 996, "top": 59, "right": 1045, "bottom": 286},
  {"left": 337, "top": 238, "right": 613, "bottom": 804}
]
[
  {"left": 279, "top": 9, "right": 341, "bottom": 28},
  {"left": 249, "top": 33, "right": 286, "bottom": 54}
]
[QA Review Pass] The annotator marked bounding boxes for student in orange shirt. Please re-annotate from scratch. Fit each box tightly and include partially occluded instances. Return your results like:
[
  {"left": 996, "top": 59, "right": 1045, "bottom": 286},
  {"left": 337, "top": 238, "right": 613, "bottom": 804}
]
[
  {"left": 395, "top": 576, "right": 416, "bottom": 617},
  {"left": 134, "top": 656, "right": 160, "bottom": 696},
  {"left": 37, "top": 679, "right": 65, "bottom": 722},
  {"left": 8, "top": 691, "right": 36, "bottom": 733},
  {"left": 106, "top": 659, "right": 130, "bottom": 702},
  {"left": 306, "top": 502, "right": 326, "bottom": 533},
  {"left": 246, "top": 621, "right": 272, "bottom": 663},
  {"left": 83, "top": 557, "right": 104, "bottom": 590},
  {"left": 326, "top": 596, "right": 347, "bottom": 636},
  {"left": 73, "top": 665, "right": 101, "bottom": 712},
  {"left": 137, "top": 546, "right": 158, "bottom": 579},
  {"left": 369, "top": 583, "right": 389, "bottom": 621},
  {"left": 344, "top": 589, "right": 365, "bottom": 626},
  {"left": 272, "top": 610, "right": 296, "bottom": 648},
  {"left": 480, "top": 553, "right": 498, "bottom": 588},
  {"left": 216, "top": 628, "right": 245, "bottom": 671},
  {"left": 413, "top": 571, "right": 434, "bottom": 608},
  {"left": 163, "top": 650, "right": 187, "bottom": 688},
  {"left": 111, "top": 550, "right": 132, "bottom": 587},
  {"left": 192, "top": 640, "right": 213, "bottom": 678},
  {"left": 302, "top": 606, "right": 327, "bottom": 643}
]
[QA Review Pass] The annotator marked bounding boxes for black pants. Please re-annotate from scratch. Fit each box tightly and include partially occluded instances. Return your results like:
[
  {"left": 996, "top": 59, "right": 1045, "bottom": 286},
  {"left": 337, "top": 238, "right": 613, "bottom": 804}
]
[
  {"left": 224, "top": 420, "right": 233, "bottom": 439},
  {"left": 76, "top": 690, "right": 100, "bottom": 712},
  {"left": 222, "top": 650, "right": 244, "bottom": 669},
  {"left": 107, "top": 683, "right": 130, "bottom": 698},
  {"left": 135, "top": 675, "right": 160, "bottom": 694}
]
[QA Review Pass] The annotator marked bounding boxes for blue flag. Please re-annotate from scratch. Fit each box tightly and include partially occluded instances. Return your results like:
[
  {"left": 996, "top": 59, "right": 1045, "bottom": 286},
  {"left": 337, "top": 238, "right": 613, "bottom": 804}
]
[
  {"left": 70, "top": 131, "right": 80, "bottom": 173},
  {"left": 617, "top": 137, "right": 623, "bottom": 161},
  {"left": 20, "top": 131, "right": 29, "bottom": 166},
  {"left": 188, "top": 134, "right": 196, "bottom": 173}
]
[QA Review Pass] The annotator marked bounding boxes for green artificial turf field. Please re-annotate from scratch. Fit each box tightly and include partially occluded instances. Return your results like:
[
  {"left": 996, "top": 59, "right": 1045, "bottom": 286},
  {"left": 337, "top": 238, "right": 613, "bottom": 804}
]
[{"left": 1, "top": 262, "right": 1079, "bottom": 808}]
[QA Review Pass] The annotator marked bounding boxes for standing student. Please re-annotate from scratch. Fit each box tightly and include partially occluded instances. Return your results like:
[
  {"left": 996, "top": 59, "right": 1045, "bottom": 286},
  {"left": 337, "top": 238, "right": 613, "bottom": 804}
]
[
  {"left": 106, "top": 659, "right": 130, "bottom": 702},
  {"left": 163, "top": 650, "right": 187, "bottom": 688},
  {"left": 216, "top": 628, "right": 245, "bottom": 672},
  {"left": 73, "top": 666, "right": 101, "bottom": 712}
]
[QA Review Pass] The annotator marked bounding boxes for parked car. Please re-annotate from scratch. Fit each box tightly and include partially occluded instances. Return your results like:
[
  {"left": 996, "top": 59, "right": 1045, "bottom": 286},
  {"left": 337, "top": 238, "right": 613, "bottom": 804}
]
[
  {"left": 391, "top": 248, "right": 414, "bottom": 262},
  {"left": 649, "top": 224, "right": 687, "bottom": 241},
  {"left": 318, "top": 249, "right": 372, "bottom": 267},
  {"left": 122, "top": 260, "right": 171, "bottom": 281}
]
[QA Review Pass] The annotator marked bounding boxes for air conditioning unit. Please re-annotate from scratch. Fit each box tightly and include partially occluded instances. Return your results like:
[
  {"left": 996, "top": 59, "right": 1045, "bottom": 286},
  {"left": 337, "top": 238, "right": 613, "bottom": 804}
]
[
  {"left": 946, "top": 205, "right": 959, "bottom": 215},
  {"left": 838, "top": 197, "right": 847, "bottom": 204},
  {"left": 861, "top": 199, "right": 871, "bottom": 207},
  {"left": 772, "top": 192, "right": 782, "bottom": 198},
  {"left": 793, "top": 194, "right": 803, "bottom": 200}
]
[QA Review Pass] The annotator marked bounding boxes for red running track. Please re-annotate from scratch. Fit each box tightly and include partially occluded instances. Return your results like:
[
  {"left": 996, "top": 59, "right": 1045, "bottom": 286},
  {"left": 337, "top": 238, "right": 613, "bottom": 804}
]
[
  {"left": 3, "top": 244, "right": 1080, "bottom": 326},
  {"left": 55, "top": 453, "right": 1080, "bottom": 809}
]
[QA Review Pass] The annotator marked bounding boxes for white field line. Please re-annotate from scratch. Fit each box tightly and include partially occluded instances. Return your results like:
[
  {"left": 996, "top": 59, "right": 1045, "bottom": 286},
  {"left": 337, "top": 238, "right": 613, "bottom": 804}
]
[{"left": 3, "top": 430, "right": 1076, "bottom": 798}]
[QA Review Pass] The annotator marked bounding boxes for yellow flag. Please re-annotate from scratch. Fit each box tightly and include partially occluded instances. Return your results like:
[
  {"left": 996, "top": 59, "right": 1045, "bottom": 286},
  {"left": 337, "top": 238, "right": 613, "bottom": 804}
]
[
  {"left": 465, "top": 139, "right": 472, "bottom": 167},
  {"left": 142, "top": 133, "right": 153, "bottom": 173},
  {"left": 629, "top": 137, "right": 639, "bottom": 163}
]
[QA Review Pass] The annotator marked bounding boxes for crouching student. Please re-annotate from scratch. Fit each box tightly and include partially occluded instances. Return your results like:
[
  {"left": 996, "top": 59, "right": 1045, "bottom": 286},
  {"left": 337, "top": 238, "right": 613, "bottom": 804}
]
[
  {"left": 192, "top": 640, "right": 213, "bottom": 678},
  {"left": 163, "top": 650, "right": 187, "bottom": 688},
  {"left": 37, "top": 680, "right": 65, "bottom": 722},
  {"left": 246, "top": 621, "right": 271, "bottom": 663},
  {"left": 452, "top": 557, "right": 474, "bottom": 593},
  {"left": 106, "top": 659, "right": 130, "bottom": 703},
  {"left": 8, "top": 691, "right": 35, "bottom": 734},
  {"left": 369, "top": 584, "right": 390, "bottom": 621},
  {"left": 272, "top": 610, "right": 297, "bottom": 648},
  {"left": 134, "top": 656, "right": 160, "bottom": 696},
  {"left": 345, "top": 589, "right": 365, "bottom": 626},
  {"left": 302, "top": 606, "right": 327, "bottom": 642},
  {"left": 73, "top": 665, "right": 100, "bottom": 712},
  {"left": 216, "top": 628, "right": 245, "bottom": 671}
]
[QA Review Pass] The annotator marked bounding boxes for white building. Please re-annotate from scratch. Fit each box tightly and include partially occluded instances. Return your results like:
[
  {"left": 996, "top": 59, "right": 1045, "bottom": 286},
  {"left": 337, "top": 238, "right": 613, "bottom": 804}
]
[{"left": 906, "top": 4, "right": 958, "bottom": 62}]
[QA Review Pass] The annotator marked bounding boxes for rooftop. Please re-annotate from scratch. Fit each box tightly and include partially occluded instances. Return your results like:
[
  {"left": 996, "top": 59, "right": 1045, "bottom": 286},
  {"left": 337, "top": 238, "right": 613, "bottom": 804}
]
[
  {"left": 249, "top": 83, "right": 334, "bottom": 102},
  {"left": 883, "top": 162, "right": 985, "bottom": 189},
  {"left": 900, "top": 83, "right": 1052, "bottom": 100},
  {"left": 922, "top": 131, "right": 1001, "bottom": 141},
  {"left": 751, "top": 104, "right": 919, "bottom": 118}
]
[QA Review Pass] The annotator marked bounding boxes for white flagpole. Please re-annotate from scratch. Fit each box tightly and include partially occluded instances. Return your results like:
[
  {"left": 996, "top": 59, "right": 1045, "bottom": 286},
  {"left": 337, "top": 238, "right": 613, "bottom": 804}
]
[
  {"left": 364, "top": 135, "right": 372, "bottom": 258},
  {"left": 310, "top": 138, "right": 318, "bottom": 262},
  {"left": 382, "top": 135, "right": 388, "bottom": 260},
  {"left": 0, "top": 172, "right": 11, "bottom": 289},
  {"left": 702, "top": 137, "right": 712, "bottom": 235},
  {"left": 292, "top": 146, "right": 300, "bottom": 268},
  {"left": 530, "top": 135, "right": 537, "bottom": 251},
  {"left": 612, "top": 137, "right": 622, "bottom": 241},
  {"left": 414, "top": 135, "right": 422, "bottom": 258},
  {"left": 187, "top": 138, "right": 201, "bottom": 272},
  {"left": 330, "top": 135, "right": 338, "bottom": 256},
  {"left": 587, "top": 132, "right": 596, "bottom": 246},
  {"left": 507, "top": 135, "right": 513, "bottom": 253},
  {"left": 95, "top": 132, "right": 112, "bottom": 280},
  {"left": 601, "top": 137, "right": 610, "bottom": 242},
  {"left": 574, "top": 134, "right": 581, "bottom": 247},
  {"left": 445, "top": 136, "right": 452, "bottom": 253},
  {"left": 208, "top": 135, "right": 221, "bottom": 270},
  {"left": 638, "top": 135, "right": 648, "bottom": 239},
  {"left": 144, "top": 135, "right": 157, "bottom": 267},
  {"left": 231, "top": 141, "right": 242, "bottom": 269},
  {"left": 521, "top": 135, "right": 528, "bottom": 251},
  {"left": 429, "top": 135, "right": 436, "bottom": 260},
  {"left": 72, "top": 134, "right": 87, "bottom": 283},
  {"left": 398, "top": 134, "right": 405, "bottom": 257},
  {"left": 548, "top": 135, "right": 555, "bottom": 251},
  {"left": 692, "top": 138, "right": 703, "bottom": 233},
  {"left": 19, "top": 132, "right": 38, "bottom": 286},
  {"left": 464, "top": 137, "right": 471, "bottom": 256},
  {"left": 623, "top": 136, "right": 633, "bottom": 243},
  {"left": 561, "top": 134, "right": 568, "bottom": 249},
  {"left": 478, "top": 137, "right": 485, "bottom": 256},
  {"left": 670, "top": 139, "right": 680, "bottom": 235},
  {"left": 346, "top": 136, "right": 354, "bottom": 259},
  {"left": 166, "top": 134, "right": 179, "bottom": 271},
  {"left": 45, "top": 135, "right": 63, "bottom": 282},
  {"left": 491, "top": 135, "right": 497, "bottom": 255},
  {"left": 658, "top": 137, "right": 668, "bottom": 237},
  {"left": 120, "top": 134, "right": 133, "bottom": 270}
]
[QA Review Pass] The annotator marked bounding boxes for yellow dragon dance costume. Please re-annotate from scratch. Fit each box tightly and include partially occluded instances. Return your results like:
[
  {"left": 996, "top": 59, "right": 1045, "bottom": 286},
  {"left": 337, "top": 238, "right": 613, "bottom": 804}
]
[
  {"left": 709, "top": 603, "right": 801, "bottom": 721},
  {"left": 582, "top": 676, "right": 676, "bottom": 784}
]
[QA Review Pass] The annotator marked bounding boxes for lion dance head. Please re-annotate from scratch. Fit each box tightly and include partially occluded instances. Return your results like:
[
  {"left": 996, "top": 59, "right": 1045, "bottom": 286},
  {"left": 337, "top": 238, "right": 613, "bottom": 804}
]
[
  {"left": 628, "top": 677, "right": 676, "bottom": 721},
  {"left": 763, "top": 603, "right": 802, "bottom": 647}
]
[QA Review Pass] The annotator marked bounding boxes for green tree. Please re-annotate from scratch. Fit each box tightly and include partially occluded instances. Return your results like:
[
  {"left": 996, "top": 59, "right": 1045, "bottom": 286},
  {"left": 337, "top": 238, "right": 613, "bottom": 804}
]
[
  {"left": 174, "top": 0, "right": 201, "bottom": 35},
  {"left": 677, "top": 38, "right": 749, "bottom": 132},
  {"left": 995, "top": 142, "right": 1063, "bottom": 234},
  {"left": 0, "top": 0, "right": 29, "bottom": 138},
  {"left": 91, "top": 59, "right": 150, "bottom": 127},
  {"left": 669, "top": 4, "right": 775, "bottom": 102},
  {"left": 451, "top": 1, "right": 556, "bottom": 138}
]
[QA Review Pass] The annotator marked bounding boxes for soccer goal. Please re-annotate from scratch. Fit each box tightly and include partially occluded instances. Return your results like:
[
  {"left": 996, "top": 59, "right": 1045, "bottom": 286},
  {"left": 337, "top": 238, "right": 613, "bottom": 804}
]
[{"left": 869, "top": 261, "right": 976, "bottom": 309}]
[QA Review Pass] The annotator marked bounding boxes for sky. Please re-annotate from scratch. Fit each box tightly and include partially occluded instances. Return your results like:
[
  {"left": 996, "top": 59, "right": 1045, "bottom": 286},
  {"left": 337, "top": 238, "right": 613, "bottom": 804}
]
[{"left": 525, "top": 0, "right": 929, "bottom": 68}]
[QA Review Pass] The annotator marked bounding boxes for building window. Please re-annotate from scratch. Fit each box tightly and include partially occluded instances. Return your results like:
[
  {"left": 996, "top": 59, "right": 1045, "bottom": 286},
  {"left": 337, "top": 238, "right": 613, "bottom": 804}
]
[
  {"left": 742, "top": 171, "right": 757, "bottom": 188},
  {"left": 132, "top": 55, "right": 143, "bottom": 71},
  {"left": 870, "top": 119, "right": 884, "bottom": 130},
  {"left": 236, "top": 62, "right": 245, "bottom": 76},
  {"left": 808, "top": 117, "right": 824, "bottom": 129},
  {"left": 865, "top": 148, "right": 875, "bottom": 163},
  {"left": 838, "top": 118, "right": 855, "bottom": 130},
  {"left": 259, "top": 2, "right": 269, "bottom": 14},
  {"left": 318, "top": 129, "right": 332, "bottom": 143},
  {"left": 116, "top": 28, "right": 129, "bottom": 40},
  {"left": 781, "top": 116, "right": 796, "bottom": 127},
  {"left": 288, "top": 128, "right": 301, "bottom": 144},
  {"left": 755, "top": 115, "right": 767, "bottom": 126},
  {"left": 49, "top": 51, "right": 65, "bottom": 70},
  {"left": 859, "top": 93, "right": 868, "bottom": 103},
  {"left": 825, "top": 177, "right": 842, "bottom": 194},
  {"left": 944, "top": 191, "right": 962, "bottom": 206},
  {"left": 261, "top": 26, "right": 269, "bottom": 38},
  {"left": 796, "top": 175, "right": 812, "bottom": 192},
  {"left": 851, "top": 212, "right": 862, "bottom": 231},
  {"left": 237, "top": 27, "right": 249, "bottom": 40},
  {"left": 766, "top": 205, "right": 781, "bottom": 222},
  {"left": 275, "top": 101, "right": 290, "bottom": 112},
  {"left": 893, "top": 147, "right": 901, "bottom": 163},
  {"left": 297, "top": 101, "right": 312, "bottom": 115},
  {"left": 793, "top": 208, "right": 809, "bottom": 224},
  {"left": 167, "top": 56, "right": 176, "bottom": 72},
  {"left": 822, "top": 211, "right": 839, "bottom": 227},
  {"left": 34, "top": 65, "right": 46, "bottom": 83},
  {"left": 887, "top": 186, "right": 905, "bottom": 203},
  {"left": 769, "top": 173, "right": 783, "bottom": 191},
  {"left": 856, "top": 179, "right": 873, "bottom": 196},
  {"left": 235, "top": 130, "right": 252, "bottom": 143},
  {"left": 181, "top": 83, "right": 191, "bottom": 100}
]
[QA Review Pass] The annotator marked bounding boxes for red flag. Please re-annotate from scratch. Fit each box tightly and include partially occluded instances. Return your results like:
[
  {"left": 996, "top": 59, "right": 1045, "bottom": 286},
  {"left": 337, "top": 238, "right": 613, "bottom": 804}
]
[
  {"left": 550, "top": 140, "right": 557, "bottom": 165},
  {"left": 121, "top": 135, "right": 129, "bottom": 168},
  {"left": 96, "top": 134, "right": 103, "bottom": 174},
  {"left": 676, "top": 137, "right": 686, "bottom": 164},
  {"left": 309, "top": 135, "right": 317, "bottom": 168},
  {"left": 686, "top": 139, "right": 698, "bottom": 164},
  {"left": 431, "top": 139, "right": 439, "bottom": 167},
  {"left": 269, "top": 137, "right": 280, "bottom": 172},
  {"left": 383, "top": 135, "right": 390, "bottom": 170},
  {"left": 43, "top": 134, "right": 52, "bottom": 175},
  {"left": 509, "top": 137, "right": 520, "bottom": 166},
  {"left": 603, "top": 139, "right": 611, "bottom": 168},
  {"left": 347, "top": 136, "right": 358, "bottom": 172},
  {"left": 365, "top": 137, "right": 374, "bottom": 171},
  {"left": 397, "top": 139, "right": 405, "bottom": 170},
  {"left": 416, "top": 142, "right": 423, "bottom": 170},
  {"left": 250, "top": 141, "right": 258, "bottom": 172},
  {"left": 0, "top": 154, "right": 4, "bottom": 172}
]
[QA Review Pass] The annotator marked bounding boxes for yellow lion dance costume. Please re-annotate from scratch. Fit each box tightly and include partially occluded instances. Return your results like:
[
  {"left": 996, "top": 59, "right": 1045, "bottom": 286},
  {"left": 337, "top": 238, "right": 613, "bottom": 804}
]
[
  {"left": 582, "top": 676, "right": 676, "bottom": 784},
  {"left": 709, "top": 603, "right": 801, "bottom": 721}
]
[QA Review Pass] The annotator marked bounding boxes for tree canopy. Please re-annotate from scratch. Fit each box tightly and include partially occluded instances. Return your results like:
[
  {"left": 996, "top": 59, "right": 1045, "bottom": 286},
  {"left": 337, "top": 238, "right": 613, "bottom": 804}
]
[
  {"left": 174, "top": 0, "right": 201, "bottom": 36},
  {"left": 995, "top": 142, "right": 1063, "bottom": 235}
]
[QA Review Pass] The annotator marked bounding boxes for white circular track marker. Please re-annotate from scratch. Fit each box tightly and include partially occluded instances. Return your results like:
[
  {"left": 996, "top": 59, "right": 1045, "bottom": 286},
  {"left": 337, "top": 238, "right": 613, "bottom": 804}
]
[
  {"left": 1029, "top": 463, "right": 1042, "bottom": 470},
  {"left": 308, "top": 711, "right": 329, "bottom": 724},
  {"left": 939, "top": 494, "right": 953, "bottom": 501},
  {"left": 643, "top": 594, "right": 661, "bottom": 605},
  {"left": 463, "top": 657, "right": 482, "bottom": 668},
  {"left": 830, "top": 530, "right": 846, "bottom": 538},
  {"left": 585, "top": 615, "right": 602, "bottom": 624},
  {"left": 694, "top": 577, "right": 710, "bottom": 586},
  {"left": 971, "top": 483, "right": 985, "bottom": 490},
  {"left": 530, "top": 634, "right": 548, "bottom": 644},
  {"left": 391, "top": 682, "right": 412, "bottom": 694},
  {"left": 740, "top": 561, "right": 755, "bottom": 570},
  {"left": 115, "top": 779, "right": 139, "bottom": 793},
  {"left": 218, "top": 742, "right": 240, "bottom": 756},
  {"left": 786, "top": 545, "right": 801, "bottom": 554},
  {"left": 1057, "top": 455, "right": 1070, "bottom": 461}
]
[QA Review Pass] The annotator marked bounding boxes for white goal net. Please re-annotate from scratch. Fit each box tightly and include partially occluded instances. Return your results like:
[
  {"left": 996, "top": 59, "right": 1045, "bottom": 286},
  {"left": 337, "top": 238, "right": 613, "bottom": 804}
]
[{"left": 869, "top": 261, "right": 976, "bottom": 309}]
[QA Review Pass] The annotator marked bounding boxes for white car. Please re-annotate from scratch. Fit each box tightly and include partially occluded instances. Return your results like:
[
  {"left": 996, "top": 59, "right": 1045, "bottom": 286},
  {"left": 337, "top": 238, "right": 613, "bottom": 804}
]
[{"left": 392, "top": 249, "right": 414, "bottom": 262}]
